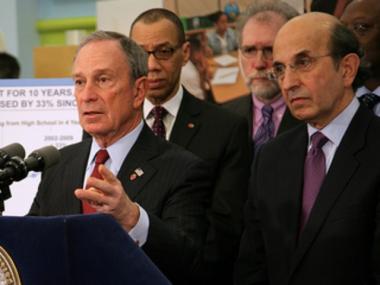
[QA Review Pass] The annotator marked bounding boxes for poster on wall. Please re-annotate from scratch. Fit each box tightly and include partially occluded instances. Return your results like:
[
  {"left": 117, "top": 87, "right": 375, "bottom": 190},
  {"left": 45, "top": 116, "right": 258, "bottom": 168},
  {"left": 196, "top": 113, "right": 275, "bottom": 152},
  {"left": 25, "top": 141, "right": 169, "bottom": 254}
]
[{"left": 0, "top": 78, "right": 82, "bottom": 216}]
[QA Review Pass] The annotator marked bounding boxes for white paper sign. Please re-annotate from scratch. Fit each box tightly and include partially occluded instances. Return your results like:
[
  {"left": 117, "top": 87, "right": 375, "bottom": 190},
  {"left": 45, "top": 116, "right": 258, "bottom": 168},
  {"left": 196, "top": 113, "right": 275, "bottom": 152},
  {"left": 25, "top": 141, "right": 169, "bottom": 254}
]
[{"left": 0, "top": 78, "right": 82, "bottom": 216}]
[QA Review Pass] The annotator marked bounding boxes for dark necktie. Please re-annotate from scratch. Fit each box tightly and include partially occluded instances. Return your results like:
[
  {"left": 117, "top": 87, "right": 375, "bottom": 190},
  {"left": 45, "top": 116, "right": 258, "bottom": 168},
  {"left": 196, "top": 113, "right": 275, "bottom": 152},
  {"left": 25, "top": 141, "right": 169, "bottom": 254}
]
[
  {"left": 254, "top": 105, "right": 274, "bottom": 152},
  {"left": 359, "top": 93, "right": 380, "bottom": 110},
  {"left": 300, "top": 132, "right": 328, "bottom": 231},
  {"left": 82, "top": 149, "right": 109, "bottom": 214},
  {"left": 150, "top": 106, "right": 168, "bottom": 139}
]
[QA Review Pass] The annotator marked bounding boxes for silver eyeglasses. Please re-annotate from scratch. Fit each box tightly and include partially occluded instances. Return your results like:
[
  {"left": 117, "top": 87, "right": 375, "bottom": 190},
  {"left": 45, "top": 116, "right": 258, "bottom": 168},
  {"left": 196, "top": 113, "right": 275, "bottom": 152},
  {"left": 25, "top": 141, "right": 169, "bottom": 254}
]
[{"left": 272, "top": 54, "right": 333, "bottom": 81}]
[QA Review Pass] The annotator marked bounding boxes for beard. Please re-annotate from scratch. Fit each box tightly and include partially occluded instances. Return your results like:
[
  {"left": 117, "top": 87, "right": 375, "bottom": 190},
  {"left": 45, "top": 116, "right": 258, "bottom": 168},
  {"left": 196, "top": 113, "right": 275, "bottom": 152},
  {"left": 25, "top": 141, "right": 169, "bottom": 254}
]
[{"left": 245, "top": 71, "right": 281, "bottom": 101}]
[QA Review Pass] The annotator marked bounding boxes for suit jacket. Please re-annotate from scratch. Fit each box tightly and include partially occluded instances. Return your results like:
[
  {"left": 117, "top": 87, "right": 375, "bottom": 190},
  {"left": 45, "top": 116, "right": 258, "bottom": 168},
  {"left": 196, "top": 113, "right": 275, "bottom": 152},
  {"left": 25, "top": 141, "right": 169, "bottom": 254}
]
[
  {"left": 169, "top": 90, "right": 251, "bottom": 284},
  {"left": 29, "top": 125, "right": 211, "bottom": 285},
  {"left": 223, "top": 94, "right": 301, "bottom": 139},
  {"left": 235, "top": 105, "right": 380, "bottom": 285}
]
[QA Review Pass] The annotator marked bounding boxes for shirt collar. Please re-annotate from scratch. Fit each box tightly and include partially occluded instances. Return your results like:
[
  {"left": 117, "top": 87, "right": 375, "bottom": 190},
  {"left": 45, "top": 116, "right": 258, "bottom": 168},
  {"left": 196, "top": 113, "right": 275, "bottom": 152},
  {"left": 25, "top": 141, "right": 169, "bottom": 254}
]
[
  {"left": 143, "top": 86, "right": 183, "bottom": 119},
  {"left": 307, "top": 98, "right": 359, "bottom": 147},
  {"left": 356, "top": 86, "right": 380, "bottom": 97},
  {"left": 88, "top": 120, "right": 144, "bottom": 174},
  {"left": 252, "top": 94, "right": 285, "bottom": 112}
]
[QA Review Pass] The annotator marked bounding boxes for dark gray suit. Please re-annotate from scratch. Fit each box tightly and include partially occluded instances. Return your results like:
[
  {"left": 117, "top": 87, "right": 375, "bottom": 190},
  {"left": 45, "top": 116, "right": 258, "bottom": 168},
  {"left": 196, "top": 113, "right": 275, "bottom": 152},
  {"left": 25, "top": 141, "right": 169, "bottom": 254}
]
[
  {"left": 235, "top": 105, "right": 380, "bottom": 285},
  {"left": 29, "top": 125, "right": 211, "bottom": 285},
  {"left": 169, "top": 90, "right": 251, "bottom": 285}
]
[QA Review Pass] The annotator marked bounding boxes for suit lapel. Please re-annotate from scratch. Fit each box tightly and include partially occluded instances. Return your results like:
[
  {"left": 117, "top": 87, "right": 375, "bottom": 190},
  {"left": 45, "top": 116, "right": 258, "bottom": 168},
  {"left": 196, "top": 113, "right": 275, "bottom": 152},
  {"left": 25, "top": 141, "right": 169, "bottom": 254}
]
[
  {"left": 169, "top": 89, "right": 201, "bottom": 148},
  {"left": 117, "top": 125, "right": 159, "bottom": 200},
  {"left": 289, "top": 106, "right": 370, "bottom": 278},
  {"left": 61, "top": 140, "right": 91, "bottom": 212},
  {"left": 279, "top": 126, "right": 309, "bottom": 254},
  {"left": 278, "top": 108, "right": 302, "bottom": 135}
]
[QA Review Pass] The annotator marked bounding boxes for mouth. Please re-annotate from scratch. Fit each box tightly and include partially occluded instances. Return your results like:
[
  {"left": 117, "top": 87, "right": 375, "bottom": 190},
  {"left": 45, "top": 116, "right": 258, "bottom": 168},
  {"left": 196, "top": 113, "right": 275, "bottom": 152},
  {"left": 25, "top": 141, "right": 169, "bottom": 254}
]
[{"left": 147, "top": 79, "right": 165, "bottom": 89}]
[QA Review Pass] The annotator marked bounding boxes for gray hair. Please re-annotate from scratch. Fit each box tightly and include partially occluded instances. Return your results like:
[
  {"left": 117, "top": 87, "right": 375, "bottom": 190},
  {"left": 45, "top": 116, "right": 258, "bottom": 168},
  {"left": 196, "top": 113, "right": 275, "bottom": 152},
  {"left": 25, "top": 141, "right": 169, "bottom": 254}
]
[
  {"left": 76, "top": 30, "right": 148, "bottom": 81},
  {"left": 236, "top": 0, "right": 299, "bottom": 45}
]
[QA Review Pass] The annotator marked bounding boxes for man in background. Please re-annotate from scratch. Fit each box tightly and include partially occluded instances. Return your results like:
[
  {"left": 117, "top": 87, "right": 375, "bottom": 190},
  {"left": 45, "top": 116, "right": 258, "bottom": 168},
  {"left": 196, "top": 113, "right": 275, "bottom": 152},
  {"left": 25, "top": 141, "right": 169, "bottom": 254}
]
[
  {"left": 29, "top": 31, "right": 210, "bottom": 284},
  {"left": 224, "top": 0, "right": 301, "bottom": 152},
  {"left": 130, "top": 8, "right": 250, "bottom": 285},
  {"left": 341, "top": 0, "right": 380, "bottom": 115},
  {"left": 235, "top": 12, "right": 380, "bottom": 285}
]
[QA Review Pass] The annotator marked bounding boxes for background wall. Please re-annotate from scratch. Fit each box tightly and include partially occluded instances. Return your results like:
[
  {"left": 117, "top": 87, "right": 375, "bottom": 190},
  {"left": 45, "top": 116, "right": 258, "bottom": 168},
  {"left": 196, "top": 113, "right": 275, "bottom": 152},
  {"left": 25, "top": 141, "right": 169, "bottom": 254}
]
[{"left": 0, "top": 0, "right": 304, "bottom": 78}]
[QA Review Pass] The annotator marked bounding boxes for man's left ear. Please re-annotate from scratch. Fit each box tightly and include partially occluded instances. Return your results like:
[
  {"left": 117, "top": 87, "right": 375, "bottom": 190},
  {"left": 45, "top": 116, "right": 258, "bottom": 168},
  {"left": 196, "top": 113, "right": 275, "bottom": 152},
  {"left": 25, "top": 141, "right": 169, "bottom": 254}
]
[
  {"left": 340, "top": 53, "right": 360, "bottom": 87},
  {"left": 133, "top": 76, "right": 147, "bottom": 108},
  {"left": 182, "top": 41, "right": 190, "bottom": 66}
]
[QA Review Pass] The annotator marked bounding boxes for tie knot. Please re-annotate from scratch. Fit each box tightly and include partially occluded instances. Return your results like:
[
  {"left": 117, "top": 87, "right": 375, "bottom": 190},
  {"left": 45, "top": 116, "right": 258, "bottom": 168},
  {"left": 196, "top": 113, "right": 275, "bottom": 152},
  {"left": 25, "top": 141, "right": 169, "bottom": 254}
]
[
  {"left": 95, "top": 149, "right": 109, "bottom": 165},
  {"left": 311, "top": 132, "right": 328, "bottom": 150},
  {"left": 150, "top": 106, "right": 168, "bottom": 120},
  {"left": 262, "top": 105, "right": 273, "bottom": 119},
  {"left": 359, "top": 93, "right": 380, "bottom": 110}
]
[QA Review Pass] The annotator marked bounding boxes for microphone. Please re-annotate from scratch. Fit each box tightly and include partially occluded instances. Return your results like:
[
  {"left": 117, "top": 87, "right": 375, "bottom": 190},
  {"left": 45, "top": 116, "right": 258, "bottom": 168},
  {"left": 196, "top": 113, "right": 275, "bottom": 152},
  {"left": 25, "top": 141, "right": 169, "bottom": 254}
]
[
  {"left": 0, "top": 143, "right": 25, "bottom": 167},
  {"left": 0, "top": 145, "right": 60, "bottom": 185}
]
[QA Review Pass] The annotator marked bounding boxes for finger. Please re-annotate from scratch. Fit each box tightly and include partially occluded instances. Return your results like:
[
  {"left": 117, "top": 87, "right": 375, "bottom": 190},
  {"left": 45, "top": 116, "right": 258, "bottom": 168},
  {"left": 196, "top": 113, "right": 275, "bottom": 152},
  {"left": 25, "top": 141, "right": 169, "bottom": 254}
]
[
  {"left": 98, "top": 165, "right": 119, "bottom": 184},
  {"left": 75, "top": 188, "right": 104, "bottom": 204}
]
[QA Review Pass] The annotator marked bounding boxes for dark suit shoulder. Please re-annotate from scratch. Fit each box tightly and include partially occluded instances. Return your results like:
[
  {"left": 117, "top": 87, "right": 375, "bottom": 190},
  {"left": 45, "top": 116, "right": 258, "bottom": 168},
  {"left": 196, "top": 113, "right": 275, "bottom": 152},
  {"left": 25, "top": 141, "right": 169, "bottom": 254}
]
[{"left": 222, "top": 94, "right": 251, "bottom": 110}]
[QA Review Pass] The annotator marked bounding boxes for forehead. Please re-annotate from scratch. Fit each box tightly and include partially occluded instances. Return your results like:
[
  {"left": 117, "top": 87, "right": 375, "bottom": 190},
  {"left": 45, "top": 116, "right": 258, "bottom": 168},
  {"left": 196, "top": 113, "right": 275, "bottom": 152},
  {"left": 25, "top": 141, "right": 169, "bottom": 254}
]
[
  {"left": 241, "top": 12, "right": 286, "bottom": 46},
  {"left": 273, "top": 20, "right": 329, "bottom": 62},
  {"left": 131, "top": 19, "right": 180, "bottom": 48},
  {"left": 73, "top": 40, "right": 129, "bottom": 74},
  {"left": 341, "top": 0, "right": 380, "bottom": 23}
]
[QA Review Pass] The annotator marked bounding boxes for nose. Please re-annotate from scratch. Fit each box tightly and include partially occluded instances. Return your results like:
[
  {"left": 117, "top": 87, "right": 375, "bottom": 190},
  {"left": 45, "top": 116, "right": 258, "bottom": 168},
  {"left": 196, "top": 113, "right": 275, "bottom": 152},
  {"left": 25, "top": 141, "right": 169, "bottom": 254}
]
[
  {"left": 147, "top": 53, "right": 161, "bottom": 71},
  {"left": 279, "top": 67, "right": 300, "bottom": 92},
  {"left": 78, "top": 81, "right": 98, "bottom": 102},
  {"left": 252, "top": 50, "right": 269, "bottom": 70}
]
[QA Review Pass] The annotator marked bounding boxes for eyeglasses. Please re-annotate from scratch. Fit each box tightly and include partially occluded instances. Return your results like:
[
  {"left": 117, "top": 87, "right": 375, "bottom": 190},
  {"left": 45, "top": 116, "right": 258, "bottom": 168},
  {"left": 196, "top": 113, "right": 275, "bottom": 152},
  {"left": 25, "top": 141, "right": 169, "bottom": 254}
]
[
  {"left": 240, "top": 45, "right": 273, "bottom": 60},
  {"left": 145, "top": 44, "right": 182, "bottom": 60},
  {"left": 272, "top": 54, "right": 333, "bottom": 81}
]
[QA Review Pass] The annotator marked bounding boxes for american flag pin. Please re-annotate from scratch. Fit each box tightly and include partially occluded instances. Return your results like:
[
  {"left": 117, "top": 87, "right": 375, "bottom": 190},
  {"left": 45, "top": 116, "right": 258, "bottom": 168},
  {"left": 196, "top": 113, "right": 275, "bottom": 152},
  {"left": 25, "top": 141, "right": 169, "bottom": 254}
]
[
  {"left": 130, "top": 173, "right": 137, "bottom": 181},
  {"left": 187, "top": 123, "right": 195, "bottom": 128},
  {"left": 135, "top": 168, "right": 144, "bottom": 177}
]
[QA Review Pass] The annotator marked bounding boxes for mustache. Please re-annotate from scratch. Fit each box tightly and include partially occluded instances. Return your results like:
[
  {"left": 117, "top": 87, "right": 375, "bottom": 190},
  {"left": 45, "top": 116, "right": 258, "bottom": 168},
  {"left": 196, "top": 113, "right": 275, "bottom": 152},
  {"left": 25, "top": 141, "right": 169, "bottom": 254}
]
[{"left": 245, "top": 71, "right": 277, "bottom": 85}]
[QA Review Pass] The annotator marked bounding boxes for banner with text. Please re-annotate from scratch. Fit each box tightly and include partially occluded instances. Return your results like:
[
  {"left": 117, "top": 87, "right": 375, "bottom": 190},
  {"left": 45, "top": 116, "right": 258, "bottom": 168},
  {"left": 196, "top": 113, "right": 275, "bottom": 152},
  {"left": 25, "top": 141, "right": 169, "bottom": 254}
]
[{"left": 0, "top": 78, "right": 82, "bottom": 216}]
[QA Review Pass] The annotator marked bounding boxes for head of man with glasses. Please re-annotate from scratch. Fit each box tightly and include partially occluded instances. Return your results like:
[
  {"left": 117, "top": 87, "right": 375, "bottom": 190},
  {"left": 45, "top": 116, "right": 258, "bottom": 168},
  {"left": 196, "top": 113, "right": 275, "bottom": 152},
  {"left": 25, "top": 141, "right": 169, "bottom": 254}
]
[
  {"left": 236, "top": 0, "right": 299, "bottom": 103},
  {"left": 273, "top": 12, "right": 366, "bottom": 128},
  {"left": 130, "top": 8, "right": 190, "bottom": 105}
]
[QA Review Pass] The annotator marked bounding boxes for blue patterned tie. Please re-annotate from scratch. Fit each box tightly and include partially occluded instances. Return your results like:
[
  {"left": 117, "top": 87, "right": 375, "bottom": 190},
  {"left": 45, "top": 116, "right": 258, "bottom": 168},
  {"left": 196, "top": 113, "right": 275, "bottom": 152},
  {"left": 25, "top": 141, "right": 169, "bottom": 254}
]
[
  {"left": 150, "top": 106, "right": 168, "bottom": 139},
  {"left": 254, "top": 105, "right": 274, "bottom": 152},
  {"left": 359, "top": 93, "right": 380, "bottom": 111}
]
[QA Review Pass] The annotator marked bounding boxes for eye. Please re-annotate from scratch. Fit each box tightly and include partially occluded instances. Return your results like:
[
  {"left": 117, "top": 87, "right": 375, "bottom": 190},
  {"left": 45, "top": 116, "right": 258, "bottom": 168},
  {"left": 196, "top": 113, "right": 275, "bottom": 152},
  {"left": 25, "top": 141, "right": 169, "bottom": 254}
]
[
  {"left": 262, "top": 47, "right": 273, "bottom": 59},
  {"left": 294, "top": 56, "right": 313, "bottom": 70},
  {"left": 272, "top": 63, "right": 285, "bottom": 78},
  {"left": 97, "top": 75, "right": 112, "bottom": 88},
  {"left": 74, "top": 78, "right": 85, "bottom": 88},
  {"left": 352, "top": 22, "right": 372, "bottom": 36},
  {"left": 155, "top": 47, "right": 175, "bottom": 59},
  {"left": 241, "top": 46, "right": 257, "bottom": 57}
]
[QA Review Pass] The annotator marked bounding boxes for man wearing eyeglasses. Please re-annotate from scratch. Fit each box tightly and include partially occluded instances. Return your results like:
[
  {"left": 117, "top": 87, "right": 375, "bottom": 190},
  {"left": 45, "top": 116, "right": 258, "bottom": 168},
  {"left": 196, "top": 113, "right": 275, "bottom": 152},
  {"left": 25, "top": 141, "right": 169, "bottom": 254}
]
[
  {"left": 235, "top": 12, "right": 380, "bottom": 285},
  {"left": 223, "top": 0, "right": 301, "bottom": 152},
  {"left": 130, "top": 8, "right": 251, "bottom": 285},
  {"left": 341, "top": 0, "right": 380, "bottom": 115}
]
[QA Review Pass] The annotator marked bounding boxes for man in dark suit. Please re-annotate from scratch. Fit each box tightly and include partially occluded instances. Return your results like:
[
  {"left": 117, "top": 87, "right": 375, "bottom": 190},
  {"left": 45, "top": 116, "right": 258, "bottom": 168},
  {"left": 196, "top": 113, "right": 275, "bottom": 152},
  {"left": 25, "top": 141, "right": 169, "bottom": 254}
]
[
  {"left": 130, "top": 8, "right": 250, "bottom": 285},
  {"left": 235, "top": 12, "right": 380, "bottom": 285},
  {"left": 223, "top": 0, "right": 301, "bottom": 150},
  {"left": 341, "top": 0, "right": 380, "bottom": 115},
  {"left": 29, "top": 31, "right": 210, "bottom": 285}
]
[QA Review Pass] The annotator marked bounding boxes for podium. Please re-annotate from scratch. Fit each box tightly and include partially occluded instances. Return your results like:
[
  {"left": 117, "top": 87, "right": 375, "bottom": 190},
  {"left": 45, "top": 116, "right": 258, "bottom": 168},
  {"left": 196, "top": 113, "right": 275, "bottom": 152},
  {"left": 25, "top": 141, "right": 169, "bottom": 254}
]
[{"left": 0, "top": 214, "right": 171, "bottom": 285}]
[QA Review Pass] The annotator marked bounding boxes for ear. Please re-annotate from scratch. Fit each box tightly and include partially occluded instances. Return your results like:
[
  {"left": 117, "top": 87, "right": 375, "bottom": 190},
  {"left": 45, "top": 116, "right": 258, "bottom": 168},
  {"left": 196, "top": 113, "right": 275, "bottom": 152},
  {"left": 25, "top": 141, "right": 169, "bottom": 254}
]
[
  {"left": 132, "top": 76, "right": 147, "bottom": 109},
  {"left": 181, "top": 41, "right": 190, "bottom": 66},
  {"left": 339, "top": 53, "right": 360, "bottom": 88}
]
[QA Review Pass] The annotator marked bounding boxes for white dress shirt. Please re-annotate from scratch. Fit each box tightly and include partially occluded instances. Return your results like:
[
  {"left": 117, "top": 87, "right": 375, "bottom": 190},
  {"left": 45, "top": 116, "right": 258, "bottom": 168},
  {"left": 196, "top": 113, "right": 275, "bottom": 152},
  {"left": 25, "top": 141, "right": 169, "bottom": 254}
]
[
  {"left": 143, "top": 86, "right": 183, "bottom": 140},
  {"left": 307, "top": 98, "right": 359, "bottom": 172},
  {"left": 85, "top": 120, "right": 149, "bottom": 246}
]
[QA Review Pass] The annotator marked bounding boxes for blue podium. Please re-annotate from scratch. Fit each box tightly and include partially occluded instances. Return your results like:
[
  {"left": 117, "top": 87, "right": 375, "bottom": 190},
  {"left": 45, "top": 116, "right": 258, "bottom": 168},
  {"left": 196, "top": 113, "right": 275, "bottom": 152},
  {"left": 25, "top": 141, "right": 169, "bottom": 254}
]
[{"left": 0, "top": 214, "right": 171, "bottom": 285}]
